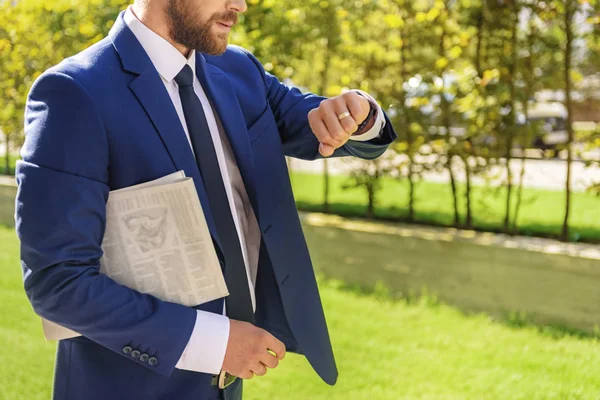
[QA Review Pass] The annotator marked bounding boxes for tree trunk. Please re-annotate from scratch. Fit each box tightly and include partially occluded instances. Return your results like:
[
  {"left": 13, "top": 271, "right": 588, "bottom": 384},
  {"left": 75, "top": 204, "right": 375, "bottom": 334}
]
[
  {"left": 407, "top": 160, "right": 415, "bottom": 221},
  {"left": 399, "top": 13, "right": 415, "bottom": 222},
  {"left": 464, "top": 158, "right": 473, "bottom": 228},
  {"left": 514, "top": 97, "right": 529, "bottom": 233},
  {"left": 3, "top": 133, "right": 9, "bottom": 176},
  {"left": 467, "top": 1, "right": 487, "bottom": 230},
  {"left": 448, "top": 154, "right": 460, "bottom": 227},
  {"left": 367, "top": 182, "right": 375, "bottom": 219},
  {"left": 513, "top": 20, "right": 536, "bottom": 234},
  {"left": 475, "top": 8, "right": 484, "bottom": 77},
  {"left": 561, "top": 3, "right": 575, "bottom": 241},
  {"left": 503, "top": 5, "right": 519, "bottom": 234},
  {"left": 439, "top": 1, "right": 460, "bottom": 227},
  {"left": 513, "top": 157, "right": 527, "bottom": 233},
  {"left": 323, "top": 159, "right": 330, "bottom": 212},
  {"left": 503, "top": 159, "right": 514, "bottom": 234},
  {"left": 319, "top": 29, "right": 335, "bottom": 213}
]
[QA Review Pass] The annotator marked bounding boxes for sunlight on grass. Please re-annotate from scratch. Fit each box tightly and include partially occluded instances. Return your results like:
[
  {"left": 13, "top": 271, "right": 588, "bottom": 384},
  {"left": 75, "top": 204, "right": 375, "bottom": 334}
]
[
  {"left": 1, "top": 226, "right": 600, "bottom": 399},
  {"left": 291, "top": 172, "right": 600, "bottom": 243}
]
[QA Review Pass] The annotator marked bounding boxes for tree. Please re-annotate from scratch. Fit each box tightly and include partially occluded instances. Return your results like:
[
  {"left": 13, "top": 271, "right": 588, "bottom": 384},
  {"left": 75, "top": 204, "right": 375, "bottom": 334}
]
[
  {"left": 560, "top": 0, "right": 578, "bottom": 241},
  {"left": 513, "top": 10, "right": 541, "bottom": 233},
  {"left": 0, "top": 0, "right": 128, "bottom": 175},
  {"left": 428, "top": 0, "right": 461, "bottom": 227},
  {"left": 502, "top": 0, "right": 521, "bottom": 233},
  {"left": 342, "top": 150, "right": 401, "bottom": 218}
]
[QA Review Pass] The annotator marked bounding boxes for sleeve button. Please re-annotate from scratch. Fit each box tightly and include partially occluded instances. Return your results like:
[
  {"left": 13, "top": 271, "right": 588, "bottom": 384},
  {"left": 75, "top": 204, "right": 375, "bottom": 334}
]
[
  {"left": 140, "top": 353, "right": 149, "bottom": 363},
  {"left": 148, "top": 357, "right": 158, "bottom": 366},
  {"left": 131, "top": 350, "right": 141, "bottom": 359},
  {"left": 122, "top": 346, "right": 133, "bottom": 355}
]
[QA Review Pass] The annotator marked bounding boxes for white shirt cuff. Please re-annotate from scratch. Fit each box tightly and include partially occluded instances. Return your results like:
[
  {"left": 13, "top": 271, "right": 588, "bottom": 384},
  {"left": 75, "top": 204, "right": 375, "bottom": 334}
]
[
  {"left": 175, "top": 310, "right": 230, "bottom": 375},
  {"left": 349, "top": 90, "right": 386, "bottom": 142}
]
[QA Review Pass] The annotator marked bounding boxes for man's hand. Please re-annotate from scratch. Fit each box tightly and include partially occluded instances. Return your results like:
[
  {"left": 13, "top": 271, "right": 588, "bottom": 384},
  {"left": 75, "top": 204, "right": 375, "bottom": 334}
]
[
  {"left": 308, "top": 91, "right": 371, "bottom": 157},
  {"left": 221, "top": 319, "right": 286, "bottom": 380}
]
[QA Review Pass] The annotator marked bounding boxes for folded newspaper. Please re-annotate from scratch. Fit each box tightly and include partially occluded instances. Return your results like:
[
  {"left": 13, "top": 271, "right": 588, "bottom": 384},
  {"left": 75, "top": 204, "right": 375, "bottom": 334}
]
[{"left": 41, "top": 171, "right": 229, "bottom": 340}]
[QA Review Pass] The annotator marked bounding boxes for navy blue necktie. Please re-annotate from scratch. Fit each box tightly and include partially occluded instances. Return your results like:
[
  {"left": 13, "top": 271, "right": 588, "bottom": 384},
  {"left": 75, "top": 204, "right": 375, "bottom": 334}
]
[{"left": 175, "top": 64, "right": 254, "bottom": 324}]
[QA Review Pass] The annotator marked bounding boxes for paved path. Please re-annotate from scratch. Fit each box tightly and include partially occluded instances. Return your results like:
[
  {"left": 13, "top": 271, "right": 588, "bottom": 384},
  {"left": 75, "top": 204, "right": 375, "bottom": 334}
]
[
  {"left": 3, "top": 153, "right": 598, "bottom": 192},
  {"left": 301, "top": 212, "right": 600, "bottom": 260},
  {"left": 0, "top": 175, "right": 16, "bottom": 186}
]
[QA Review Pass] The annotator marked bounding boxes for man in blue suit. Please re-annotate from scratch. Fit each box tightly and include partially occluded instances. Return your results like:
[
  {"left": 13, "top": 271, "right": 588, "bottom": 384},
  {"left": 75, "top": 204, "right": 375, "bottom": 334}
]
[{"left": 15, "top": 0, "right": 397, "bottom": 399}]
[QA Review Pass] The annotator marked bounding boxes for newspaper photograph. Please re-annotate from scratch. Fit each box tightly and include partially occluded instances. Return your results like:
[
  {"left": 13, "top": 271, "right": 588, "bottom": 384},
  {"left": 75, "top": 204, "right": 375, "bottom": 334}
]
[{"left": 41, "top": 172, "right": 228, "bottom": 340}]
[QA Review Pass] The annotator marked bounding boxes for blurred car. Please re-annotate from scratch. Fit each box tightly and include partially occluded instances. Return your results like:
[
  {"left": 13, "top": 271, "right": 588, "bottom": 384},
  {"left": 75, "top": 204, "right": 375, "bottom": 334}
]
[{"left": 526, "top": 102, "right": 568, "bottom": 151}]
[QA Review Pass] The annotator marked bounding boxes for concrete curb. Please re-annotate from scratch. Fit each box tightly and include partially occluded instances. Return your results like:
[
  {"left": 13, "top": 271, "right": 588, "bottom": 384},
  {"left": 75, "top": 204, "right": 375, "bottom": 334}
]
[
  {"left": 0, "top": 175, "right": 16, "bottom": 187},
  {"left": 300, "top": 212, "right": 600, "bottom": 261}
]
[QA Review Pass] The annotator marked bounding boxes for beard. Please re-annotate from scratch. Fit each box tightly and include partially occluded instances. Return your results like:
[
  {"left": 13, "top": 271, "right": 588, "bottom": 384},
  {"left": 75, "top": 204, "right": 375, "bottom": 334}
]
[{"left": 166, "top": 0, "right": 237, "bottom": 56}]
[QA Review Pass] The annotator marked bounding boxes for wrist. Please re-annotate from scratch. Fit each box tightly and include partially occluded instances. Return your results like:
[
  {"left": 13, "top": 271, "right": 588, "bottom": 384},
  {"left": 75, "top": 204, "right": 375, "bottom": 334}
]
[{"left": 353, "top": 100, "right": 377, "bottom": 135}]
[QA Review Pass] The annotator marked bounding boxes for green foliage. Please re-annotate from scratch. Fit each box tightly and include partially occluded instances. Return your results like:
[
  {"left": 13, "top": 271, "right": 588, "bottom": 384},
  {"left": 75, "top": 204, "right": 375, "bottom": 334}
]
[
  {"left": 0, "top": 0, "right": 129, "bottom": 159},
  {"left": 0, "top": 153, "right": 18, "bottom": 176},
  {"left": 2, "top": 0, "right": 600, "bottom": 237}
]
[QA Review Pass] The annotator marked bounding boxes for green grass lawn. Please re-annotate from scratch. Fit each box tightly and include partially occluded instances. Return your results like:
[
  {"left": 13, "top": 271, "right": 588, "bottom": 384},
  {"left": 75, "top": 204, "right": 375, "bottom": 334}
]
[
  {"left": 2, "top": 226, "right": 600, "bottom": 399},
  {"left": 290, "top": 172, "right": 600, "bottom": 243}
]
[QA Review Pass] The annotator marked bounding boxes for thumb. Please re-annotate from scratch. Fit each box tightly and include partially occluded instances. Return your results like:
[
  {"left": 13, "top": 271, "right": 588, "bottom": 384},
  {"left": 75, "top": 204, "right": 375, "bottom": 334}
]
[{"left": 319, "top": 143, "right": 335, "bottom": 157}]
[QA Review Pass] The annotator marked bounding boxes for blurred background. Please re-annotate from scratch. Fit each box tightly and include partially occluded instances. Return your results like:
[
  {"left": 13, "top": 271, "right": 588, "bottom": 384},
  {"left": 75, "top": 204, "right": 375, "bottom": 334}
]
[{"left": 1, "top": 0, "right": 600, "bottom": 399}]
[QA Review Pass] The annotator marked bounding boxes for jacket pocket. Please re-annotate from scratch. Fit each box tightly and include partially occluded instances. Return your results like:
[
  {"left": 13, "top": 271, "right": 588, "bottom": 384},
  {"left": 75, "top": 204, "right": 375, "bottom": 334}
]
[{"left": 247, "top": 105, "right": 276, "bottom": 144}]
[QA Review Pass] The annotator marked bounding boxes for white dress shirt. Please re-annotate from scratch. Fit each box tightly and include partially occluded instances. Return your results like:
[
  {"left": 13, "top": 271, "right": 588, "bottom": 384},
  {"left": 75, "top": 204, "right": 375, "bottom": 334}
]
[{"left": 124, "top": 7, "right": 385, "bottom": 376}]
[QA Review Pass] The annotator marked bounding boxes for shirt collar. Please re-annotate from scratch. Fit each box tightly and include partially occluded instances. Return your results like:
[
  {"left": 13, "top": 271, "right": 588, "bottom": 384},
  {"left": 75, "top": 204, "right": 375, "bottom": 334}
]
[{"left": 124, "top": 6, "right": 196, "bottom": 83}]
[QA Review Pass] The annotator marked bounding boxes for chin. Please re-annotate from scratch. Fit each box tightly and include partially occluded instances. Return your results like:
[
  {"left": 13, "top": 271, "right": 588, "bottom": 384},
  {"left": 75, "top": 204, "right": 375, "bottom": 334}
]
[
  {"left": 213, "top": 39, "right": 229, "bottom": 55},
  {"left": 203, "top": 44, "right": 228, "bottom": 56}
]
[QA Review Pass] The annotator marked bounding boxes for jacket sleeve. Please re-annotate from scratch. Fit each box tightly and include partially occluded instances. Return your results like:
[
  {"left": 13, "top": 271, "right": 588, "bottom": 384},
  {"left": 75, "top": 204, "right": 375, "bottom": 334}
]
[
  {"left": 15, "top": 71, "right": 197, "bottom": 377},
  {"left": 241, "top": 50, "right": 397, "bottom": 161}
]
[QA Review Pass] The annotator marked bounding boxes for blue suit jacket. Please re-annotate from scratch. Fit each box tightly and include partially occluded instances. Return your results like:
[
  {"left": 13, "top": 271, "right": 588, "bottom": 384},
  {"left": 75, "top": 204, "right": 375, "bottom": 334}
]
[{"left": 15, "top": 12, "right": 397, "bottom": 400}]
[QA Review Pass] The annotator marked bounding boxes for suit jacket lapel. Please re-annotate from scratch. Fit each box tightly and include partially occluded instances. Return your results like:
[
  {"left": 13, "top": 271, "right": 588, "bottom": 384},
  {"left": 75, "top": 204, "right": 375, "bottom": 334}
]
[
  {"left": 195, "top": 54, "right": 261, "bottom": 222},
  {"left": 109, "top": 12, "right": 224, "bottom": 256}
]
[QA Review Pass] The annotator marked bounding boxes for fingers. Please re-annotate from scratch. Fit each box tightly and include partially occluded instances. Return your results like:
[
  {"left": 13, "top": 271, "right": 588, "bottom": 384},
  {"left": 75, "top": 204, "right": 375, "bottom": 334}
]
[
  {"left": 338, "top": 112, "right": 359, "bottom": 136},
  {"left": 260, "top": 350, "right": 280, "bottom": 369},
  {"left": 243, "top": 338, "right": 283, "bottom": 380},
  {"left": 321, "top": 99, "right": 354, "bottom": 141},
  {"left": 308, "top": 111, "right": 337, "bottom": 158},
  {"left": 222, "top": 320, "right": 287, "bottom": 382},
  {"left": 241, "top": 347, "right": 281, "bottom": 380},
  {"left": 309, "top": 109, "right": 342, "bottom": 146},
  {"left": 251, "top": 362, "right": 268, "bottom": 377},
  {"left": 332, "top": 97, "right": 360, "bottom": 136},
  {"left": 309, "top": 92, "right": 370, "bottom": 157},
  {"left": 319, "top": 143, "right": 335, "bottom": 157},
  {"left": 238, "top": 370, "right": 254, "bottom": 380},
  {"left": 346, "top": 94, "right": 367, "bottom": 128},
  {"left": 265, "top": 334, "right": 286, "bottom": 360},
  {"left": 242, "top": 356, "right": 277, "bottom": 380}
]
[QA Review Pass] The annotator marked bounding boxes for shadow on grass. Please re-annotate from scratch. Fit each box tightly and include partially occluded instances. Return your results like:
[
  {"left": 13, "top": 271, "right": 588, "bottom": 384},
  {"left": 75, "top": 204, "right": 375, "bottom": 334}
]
[
  {"left": 0, "top": 185, "right": 16, "bottom": 228},
  {"left": 318, "top": 274, "right": 600, "bottom": 342},
  {"left": 304, "top": 221, "right": 600, "bottom": 342}
]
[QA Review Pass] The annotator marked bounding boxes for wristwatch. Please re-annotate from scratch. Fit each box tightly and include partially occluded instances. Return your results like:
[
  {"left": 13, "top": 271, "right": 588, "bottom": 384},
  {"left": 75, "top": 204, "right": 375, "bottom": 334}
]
[{"left": 355, "top": 99, "right": 377, "bottom": 135}]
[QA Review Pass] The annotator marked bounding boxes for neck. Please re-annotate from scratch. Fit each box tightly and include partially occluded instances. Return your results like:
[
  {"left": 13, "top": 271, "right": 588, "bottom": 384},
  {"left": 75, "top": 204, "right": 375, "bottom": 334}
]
[{"left": 130, "top": 3, "right": 191, "bottom": 57}]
